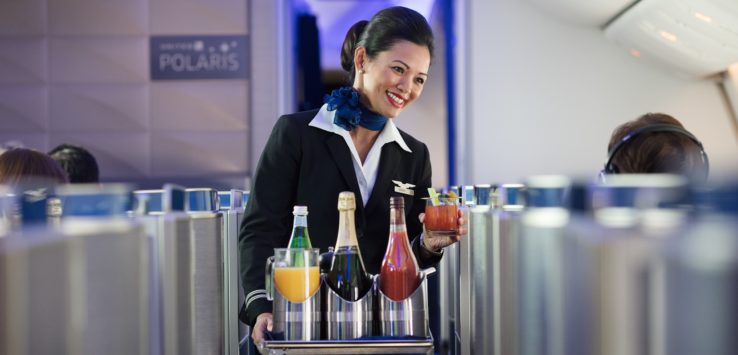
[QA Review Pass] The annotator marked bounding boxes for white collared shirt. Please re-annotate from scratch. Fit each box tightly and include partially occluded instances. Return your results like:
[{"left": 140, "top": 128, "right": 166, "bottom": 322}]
[{"left": 309, "top": 104, "right": 412, "bottom": 206}]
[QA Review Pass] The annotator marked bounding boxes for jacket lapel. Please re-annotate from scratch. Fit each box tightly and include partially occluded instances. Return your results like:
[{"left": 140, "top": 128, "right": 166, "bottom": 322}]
[
  {"left": 325, "top": 134, "right": 363, "bottom": 208},
  {"left": 365, "top": 143, "right": 401, "bottom": 215}
]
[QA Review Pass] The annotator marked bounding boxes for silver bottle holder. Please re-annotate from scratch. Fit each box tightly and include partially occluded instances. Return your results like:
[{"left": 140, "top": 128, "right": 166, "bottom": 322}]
[
  {"left": 270, "top": 277, "right": 322, "bottom": 341},
  {"left": 377, "top": 268, "right": 434, "bottom": 337},
  {"left": 324, "top": 281, "right": 374, "bottom": 340}
]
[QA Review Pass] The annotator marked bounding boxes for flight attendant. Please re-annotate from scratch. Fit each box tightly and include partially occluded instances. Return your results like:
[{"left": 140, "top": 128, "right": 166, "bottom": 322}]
[{"left": 239, "top": 6, "right": 466, "bottom": 344}]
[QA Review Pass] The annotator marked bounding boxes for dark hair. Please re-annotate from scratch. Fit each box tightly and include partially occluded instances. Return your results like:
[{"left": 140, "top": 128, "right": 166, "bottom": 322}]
[
  {"left": 0, "top": 148, "right": 68, "bottom": 185},
  {"left": 340, "top": 6, "right": 434, "bottom": 83},
  {"left": 607, "top": 113, "right": 708, "bottom": 181},
  {"left": 48, "top": 144, "right": 100, "bottom": 183}
]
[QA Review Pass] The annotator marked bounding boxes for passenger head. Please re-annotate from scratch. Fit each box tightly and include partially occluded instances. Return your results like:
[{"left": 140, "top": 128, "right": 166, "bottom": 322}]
[
  {"left": 341, "top": 6, "right": 434, "bottom": 118},
  {"left": 48, "top": 144, "right": 100, "bottom": 183},
  {"left": 605, "top": 113, "right": 708, "bottom": 182},
  {"left": 0, "top": 148, "right": 69, "bottom": 185}
]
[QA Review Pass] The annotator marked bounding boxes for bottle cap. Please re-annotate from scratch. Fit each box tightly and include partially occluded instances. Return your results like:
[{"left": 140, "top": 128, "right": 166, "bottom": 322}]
[
  {"left": 293, "top": 205, "right": 308, "bottom": 215},
  {"left": 337, "top": 191, "right": 356, "bottom": 210}
]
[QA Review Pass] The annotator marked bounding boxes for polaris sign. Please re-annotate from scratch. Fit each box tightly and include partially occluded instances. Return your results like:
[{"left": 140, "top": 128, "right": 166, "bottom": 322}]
[{"left": 150, "top": 35, "right": 248, "bottom": 80}]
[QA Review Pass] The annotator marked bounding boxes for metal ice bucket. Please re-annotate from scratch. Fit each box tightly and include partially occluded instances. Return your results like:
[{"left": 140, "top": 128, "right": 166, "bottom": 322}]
[
  {"left": 376, "top": 268, "right": 434, "bottom": 337},
  {"left": 324, "top": 279, "right": 374, "bottom": 340},
  {"left": 270, "top": 280, "right": 322, "bottom": 341},
  {"left": 266, "top": 248, "right": 322, "bottom": 341}
]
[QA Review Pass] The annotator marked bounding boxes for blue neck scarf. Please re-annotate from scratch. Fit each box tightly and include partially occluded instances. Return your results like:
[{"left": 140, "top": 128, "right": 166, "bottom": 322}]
[{"left": 324, "top": 86, "right": 388, "bottom": 131}]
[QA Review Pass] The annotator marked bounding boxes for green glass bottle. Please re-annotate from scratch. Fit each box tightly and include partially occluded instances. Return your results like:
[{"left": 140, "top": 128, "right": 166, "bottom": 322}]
[
  {"left": 288, "top": 205, "right": 312, "bottom": 249},
  {"left": 287, "top": 205, "right": 312, "bottom": 267}
]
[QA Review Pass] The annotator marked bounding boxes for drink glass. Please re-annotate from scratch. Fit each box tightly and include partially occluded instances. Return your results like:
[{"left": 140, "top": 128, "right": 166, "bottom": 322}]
[
  {"left": 266, "top": 248, "right": 321, "bottom": 303},
  {"left": 423, "top": 196, "right": 460, "bottom": 238}
]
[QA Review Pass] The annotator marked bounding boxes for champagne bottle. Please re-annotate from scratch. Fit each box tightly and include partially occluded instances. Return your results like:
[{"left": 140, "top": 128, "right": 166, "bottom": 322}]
[
  {"left": 287, "top": 205, "right": 312, "bottom": 249},
  {"left": 326, "top": 192, "right": 372, "bottom": 301},
  {"left": 379, "top": 196, "right": 421, "bottom": 301}
]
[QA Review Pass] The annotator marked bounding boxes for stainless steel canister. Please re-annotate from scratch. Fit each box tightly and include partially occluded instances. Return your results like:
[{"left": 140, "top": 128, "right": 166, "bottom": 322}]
[
  {"left": 518, "top": 176, "right": 570, "bottom": 355},
  {"left": 462, "top": 182, "right": 527, "bottom": 355},
  {"left": 271, "top": 279, "right": 322, "bottom": 341},
  {"left": 134, "top": 185, "right": 193, "bottom": 355},
  {"left": 654, "top": 184, "right": 738, "bottom": 355},
  {"left": 187, "top": 188, "right": 225, "bottom": 355},
  {"left": 377, "top": 269, "right": 434, "bottom": 337},
  {"left": 489, "top": 183, "right": 526, "bottom": 355},
  {"left": 219, "top": 189, "right": 247, "bottom": 354},
  {"left": 468, "top": 197, "right": 492, "bottom": 355},
  {"left": 57, "top": 184, "right": 150, "bottom": 354},
  {"left": 0, "top": 231, "right": 71, "bottom": 354},
  {"left": 324, "top": 282, "right": 374, "bottom": 340},
  {"left": 456, "top": 185, "right": 474, "bottom": 355},
  {"left": 446, "top": 236, "right": 460, "bottom": 354}
]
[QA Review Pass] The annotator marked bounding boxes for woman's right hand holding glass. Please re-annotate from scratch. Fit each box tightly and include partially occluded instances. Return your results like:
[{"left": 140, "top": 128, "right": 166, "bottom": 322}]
[{"left": 419, "top": 206, "right": 466, "bottom": 252}]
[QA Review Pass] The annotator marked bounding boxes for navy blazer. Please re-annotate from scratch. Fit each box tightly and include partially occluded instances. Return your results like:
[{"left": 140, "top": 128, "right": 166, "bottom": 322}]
[{"left": 238, "top": 108, "right": 441, "bottom": 326}]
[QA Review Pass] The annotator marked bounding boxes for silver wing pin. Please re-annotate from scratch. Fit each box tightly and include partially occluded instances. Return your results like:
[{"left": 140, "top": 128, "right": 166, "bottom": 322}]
[{"left": 392, "top": 180, "right": 415, "bottom": 196}]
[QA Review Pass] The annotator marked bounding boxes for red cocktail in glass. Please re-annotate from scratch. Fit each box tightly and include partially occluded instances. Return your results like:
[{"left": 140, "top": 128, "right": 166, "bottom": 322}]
[{"left": 423, "top": 196, "right": 459, "bottom": 237}]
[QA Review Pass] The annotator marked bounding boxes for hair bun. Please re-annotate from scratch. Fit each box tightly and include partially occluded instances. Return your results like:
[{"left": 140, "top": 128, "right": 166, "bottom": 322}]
[{"left": 340, "top": 20, "right": 369, "bottom": 72}]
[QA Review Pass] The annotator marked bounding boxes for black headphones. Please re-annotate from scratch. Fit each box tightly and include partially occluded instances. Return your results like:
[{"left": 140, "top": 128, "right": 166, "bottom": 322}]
[{"left": 602, "top": 123, "right": 710, "bottom": 176}]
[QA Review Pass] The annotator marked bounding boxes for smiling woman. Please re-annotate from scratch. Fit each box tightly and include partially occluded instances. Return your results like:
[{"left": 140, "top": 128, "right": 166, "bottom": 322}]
[
  {"left": 238, "top": 5, "right": 466, "bottom": 346},
  {"left": 352, "top": 40, "right": 430, "bottom": 118}
]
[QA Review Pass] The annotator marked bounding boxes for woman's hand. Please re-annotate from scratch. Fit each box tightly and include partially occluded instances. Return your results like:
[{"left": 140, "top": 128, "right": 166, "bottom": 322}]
[
  {"left": 419, "top": 208, "right": 467, "bottom": 252},
  {"left": 252, "top": 312, "right": 273, "bottom": 345}
]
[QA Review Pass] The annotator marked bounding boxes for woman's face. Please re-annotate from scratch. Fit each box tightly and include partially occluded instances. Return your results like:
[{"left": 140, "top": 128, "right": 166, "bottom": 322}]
[{"left": 354, "top": 40, "right": 431, "bottom": 118}]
